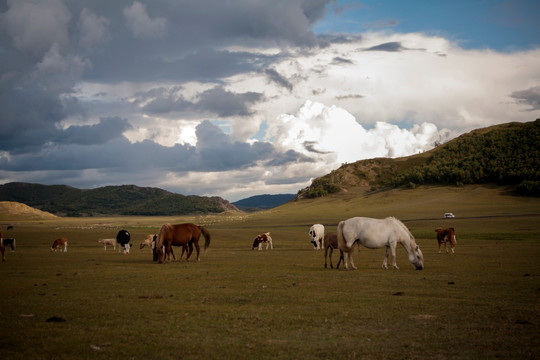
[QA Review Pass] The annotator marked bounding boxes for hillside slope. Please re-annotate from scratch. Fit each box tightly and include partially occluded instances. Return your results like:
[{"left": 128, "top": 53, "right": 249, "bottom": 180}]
[
  {"left": 0, "top": 183, "right": 238, "bottom": 216},
  {"left": 0, "top": 201, "right": 57, "bottom": 220},
  {"left": 298, "top": 119, "right": 540, "bottom": 199},
  {"left": 232, "top": 194, "right": 296, "bottom": 211}
]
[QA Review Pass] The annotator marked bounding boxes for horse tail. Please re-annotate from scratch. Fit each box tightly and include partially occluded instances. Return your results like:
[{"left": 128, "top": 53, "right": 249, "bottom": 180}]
[
  {"left": 337, "top": 221, "right": 349, "bottom": 252},
  {"left": 199, "top": 226, "right": 211, "bottom": 250}
]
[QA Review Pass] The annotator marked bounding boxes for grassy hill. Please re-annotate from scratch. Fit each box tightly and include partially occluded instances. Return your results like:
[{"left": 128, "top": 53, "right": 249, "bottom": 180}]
[
  {"left": 298, "top": 119, "right": 540, "bottom": 199},
  {"left": 232, "top": 194, "right": 296, "bottom": 211},
  {"left": 0, "top": 183, "right": 238, "bottom": 216}
]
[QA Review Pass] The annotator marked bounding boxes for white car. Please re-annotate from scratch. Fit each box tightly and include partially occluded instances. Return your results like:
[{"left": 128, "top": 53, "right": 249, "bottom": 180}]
[{"left": 444, "top": 213, "right": 455, "bottom": 219}]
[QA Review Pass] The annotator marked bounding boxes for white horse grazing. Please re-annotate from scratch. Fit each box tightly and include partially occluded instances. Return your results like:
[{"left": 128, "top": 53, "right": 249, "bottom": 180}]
[
  {"left": 337, "top": 217, "right": 424, "bottom": 270},
  {"left": 309, "top": 224, "right": 325, "bottom": 250}
]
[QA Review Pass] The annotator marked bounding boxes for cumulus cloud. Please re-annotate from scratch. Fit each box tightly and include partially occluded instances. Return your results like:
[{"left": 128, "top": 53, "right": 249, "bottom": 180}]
[
  {"left": 123, "top": 1, "right": 167, "bottom": 39},
  {"left": 0, "top": 0, "right": 71, "bottom": 56},
  {"left": 78, "top": 8, "right": 110, "bottom": 49},
  {"left": 268, "top": 100, "right": 450, "bottom": 164}
]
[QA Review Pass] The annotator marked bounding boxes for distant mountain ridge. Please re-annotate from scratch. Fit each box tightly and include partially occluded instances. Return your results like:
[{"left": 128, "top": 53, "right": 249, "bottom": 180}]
[
  {"left": 232, "top": 194, "right": 296, "bottom": 211},
  {"left": 0, "top": 183, "right": 238, "bottom": 216},
  {"left": 297, "top": 119, "right": 540, "bottom": 198}
]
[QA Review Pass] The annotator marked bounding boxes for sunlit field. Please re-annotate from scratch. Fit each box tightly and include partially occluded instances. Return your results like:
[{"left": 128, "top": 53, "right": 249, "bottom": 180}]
[{"left": 1, "top": 185, "right": 539, "bottom": 359}]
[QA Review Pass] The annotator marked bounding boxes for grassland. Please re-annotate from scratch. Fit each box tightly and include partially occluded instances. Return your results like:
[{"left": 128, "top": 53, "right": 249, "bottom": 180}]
[{"left": 1, "top": 185, "right": 539, "bottom": 359}]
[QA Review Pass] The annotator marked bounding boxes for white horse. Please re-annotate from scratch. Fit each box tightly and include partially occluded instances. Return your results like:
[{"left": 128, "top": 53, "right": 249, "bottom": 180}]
[
  {"left": 309, "top": 224, "right": 325, "bottom": 250},
  {"left": 337, "top": 217, "right": 424, "bottom": 270}
]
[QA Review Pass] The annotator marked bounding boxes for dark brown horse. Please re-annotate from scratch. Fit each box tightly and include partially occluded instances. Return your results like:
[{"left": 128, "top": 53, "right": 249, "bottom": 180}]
[
  {"left": 324, "top": 233, "right": 343, "bottom": 269},
  {"left": 155, "top": 223, "right": 211, "bottom": 263}
]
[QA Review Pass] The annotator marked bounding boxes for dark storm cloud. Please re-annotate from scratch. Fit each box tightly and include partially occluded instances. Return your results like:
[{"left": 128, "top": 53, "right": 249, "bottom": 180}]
[
  {"left": 195, "top": 121, "right": 279, "bottom": 170},
  {"left": 303, "top": 141, "right": 331, "bottom": 154},
  {"left": 0, "top": 0, "right": 333, "bottom": 131},
  {"left": 332, "top": 56, "right": 354, "bottom": 65},
  {"left": 56, "top": 117, "right": 132, "bottom": 145},
  {"left": 195, "top": 87, "right": 264, "bottom": 117},
  {"left": 264, "top": 69, "right": 293, "bottom": 91},
  {"left": 364, "top": 42, "right": 406, "bottom": 52},
  {"left": 140, "top": 86, "right": 264, "bottom": 117},
  {"left": 0, "top": 120, "right": 307, "bottom": 174},
  {"left": 510, "top": 86, "right": 540, "bottom": 111},
  {"left": 0, "top": 0, "right": 334, "bottom": 192}
]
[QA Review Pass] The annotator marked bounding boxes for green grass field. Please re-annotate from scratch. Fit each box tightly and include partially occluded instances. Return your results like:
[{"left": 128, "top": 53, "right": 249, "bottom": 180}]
[{"left": 1, "top": 185, "right": 539, "bottom": 359}]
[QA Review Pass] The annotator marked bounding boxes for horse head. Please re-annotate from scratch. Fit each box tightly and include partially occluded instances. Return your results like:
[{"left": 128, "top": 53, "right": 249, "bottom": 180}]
[
  {"left": 252, "top": 235, "right": 261, "bottom": 250},
  {"left": 409, "top": 244, "right": 424, "bottom": 270}
]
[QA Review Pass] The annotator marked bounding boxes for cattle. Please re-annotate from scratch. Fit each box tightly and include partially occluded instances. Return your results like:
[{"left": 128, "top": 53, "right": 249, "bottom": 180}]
[
  {"left": 252, "top": 232, "right": 273, "bottom": 250},
  {"left": 435, "top": 228, "right": 457, "bottom": 254},
  {"left": 98, "top": 238, "right": 117, "bottom": 251},
  {"left": 51, "top": 238, "right": 68, "bottom": 252},
  {"left": 116, "top": 230, "right": 131, "bottom": 254},
  {"left": 309, "top": 224, "right": 325, "bottom": 250},
  {"left": 140, "top": 234, "right": 156, "bottom": 250}
]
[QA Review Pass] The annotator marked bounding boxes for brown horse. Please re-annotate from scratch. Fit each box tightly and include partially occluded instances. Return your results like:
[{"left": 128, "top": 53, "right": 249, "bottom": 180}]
[
  {"left": 155, "top": 223, "right": 211, "bottom": 263},
  {"left": 324, "top": 232, "right": 344, "bottom": 269},
  {"left": 435, "top": 227, "right": 457, "bottom": 254}
]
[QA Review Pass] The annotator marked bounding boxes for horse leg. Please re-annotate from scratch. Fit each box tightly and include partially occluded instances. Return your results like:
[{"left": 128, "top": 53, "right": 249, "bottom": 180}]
[
  {"left": 166, "top": 242, "right": 173, "bottom": 262},
  {"left": 325, "top": 247, "right": 330, "bottom": 268},
  {"left": 382, "top": 246, "right": 389, "bottom": 270},
  {"left": 390, "top": 242, "right": 399, "bottom": 269},
  {"left": 438, "top": 241, "right": 442, "bottom": 253},
  {"left": 337, "top": 250, "right": 344, "bottom": 269},
  {"left": 194, "top": 240, "right": 201, "bottom": 262},
  {"left": 1, "top": 246, "right": 5, "bottom": 262},
  {"left": 349, "top": 251, "right": 357, "bottom": 270}
]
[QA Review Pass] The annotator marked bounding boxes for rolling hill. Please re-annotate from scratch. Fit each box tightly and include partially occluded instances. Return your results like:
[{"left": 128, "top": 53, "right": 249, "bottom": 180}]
[
  {"left": 232, "top": 194, "right": 296, "bottom": 211},
  {"left": 297, "top": 119, "right": 540, "bottom": 199},
  {"left": 0, "top": 183, "right": 238, "bottom": 216}
]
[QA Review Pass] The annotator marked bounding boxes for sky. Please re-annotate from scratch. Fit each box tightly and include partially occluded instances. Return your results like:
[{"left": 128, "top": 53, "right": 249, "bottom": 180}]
[{"left": 0, "top": 0, "right": 539, "bottom": 202}]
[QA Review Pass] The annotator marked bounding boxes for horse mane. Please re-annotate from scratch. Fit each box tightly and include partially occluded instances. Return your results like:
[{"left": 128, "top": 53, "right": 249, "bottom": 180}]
[
  {"left": 388, "top": 217, "right": 417, "bottom": 246},
  {"left": 155, "top": 223, "right": 172, "bottom": 248}
]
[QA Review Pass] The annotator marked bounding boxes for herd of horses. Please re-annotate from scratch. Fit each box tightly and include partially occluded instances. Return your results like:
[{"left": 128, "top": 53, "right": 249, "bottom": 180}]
[
  {"left": 309, "top": 218, "right": 457, "bottom": 270},
  {"left": 1, "top": 217, "right": 456, "bottom": 269}
]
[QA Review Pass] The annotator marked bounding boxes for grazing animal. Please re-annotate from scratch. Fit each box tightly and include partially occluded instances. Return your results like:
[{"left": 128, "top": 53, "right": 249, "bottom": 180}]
[
  {"left": 435, "top": 228, "right": 457, "bottom": 254},
  {"left": 2, "top": 238, "right": 16, "bottom": 252},
  {"left": 116, "top": 230, "right": 131, "bottom": 254},
  {"left": 252, "top": 232, "right": 273, "bottom": 250},
  {"left": 98, "top": 238, "right": 117, "bottom": 251},
  {"left": 309, "top": 224, "right": 325, "bottom": 250},
  {"left": 154, "top": 223, "right": 211, "bottom": 264},
  {"left": 324, "top": 233, "right": 343, "bottom": 269},
  {"left": 0, "top": 230, "right": 4, "bottom": 262},
  {"left": 337, "top": 217, "right": 424, "bottom": 270},
  {"left": 140, "top": 234, "right": 156, "bottom": 249},
  {"left": 51, "top": 238, "right": 68, "bottom": 252}
]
